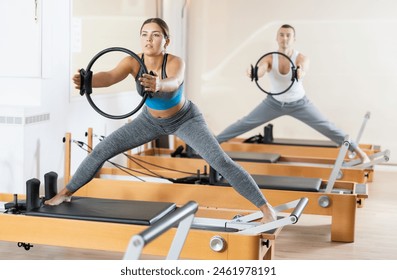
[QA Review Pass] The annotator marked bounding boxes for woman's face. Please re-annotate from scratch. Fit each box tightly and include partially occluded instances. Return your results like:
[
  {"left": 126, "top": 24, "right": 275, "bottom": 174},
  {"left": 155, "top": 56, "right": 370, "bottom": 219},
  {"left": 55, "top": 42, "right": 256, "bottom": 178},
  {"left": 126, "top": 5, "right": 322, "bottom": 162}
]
[{"left": 140, "top": 22, "right": 168, "bottom": 55}]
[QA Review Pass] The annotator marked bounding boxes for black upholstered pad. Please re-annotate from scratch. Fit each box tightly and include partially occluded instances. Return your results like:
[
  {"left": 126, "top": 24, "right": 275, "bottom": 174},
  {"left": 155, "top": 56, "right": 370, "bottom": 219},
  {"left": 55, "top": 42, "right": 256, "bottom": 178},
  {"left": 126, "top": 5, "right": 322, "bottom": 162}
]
[
  {"left": 217, "top": 174, "right": 321, "bottom": 192},
  {"left": 226, "top": 151, "right": 280, "bottom": 163},
  {"left": 26, "top": 197, "right": 176, "bottom": 225},
  {"left": 267, "top": 138, "right": 339, "bottom": 148}
]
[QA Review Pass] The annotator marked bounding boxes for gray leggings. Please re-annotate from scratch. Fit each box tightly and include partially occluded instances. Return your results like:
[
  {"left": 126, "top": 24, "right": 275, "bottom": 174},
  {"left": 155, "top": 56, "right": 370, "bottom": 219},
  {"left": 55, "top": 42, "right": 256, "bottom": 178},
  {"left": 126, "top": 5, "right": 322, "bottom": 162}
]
[
  {"left": 66, "top": 100, "right": 267, "bottom": 208},
  {"left": 216, "top": 96, "right": 359, "bottom": 151}
]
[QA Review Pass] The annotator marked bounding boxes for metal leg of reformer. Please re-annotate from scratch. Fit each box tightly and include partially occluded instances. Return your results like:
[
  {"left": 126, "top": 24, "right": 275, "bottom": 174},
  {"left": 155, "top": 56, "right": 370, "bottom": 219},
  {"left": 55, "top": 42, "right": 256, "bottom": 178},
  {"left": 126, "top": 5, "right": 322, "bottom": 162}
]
[
  {"left": 166, "top": 214, "right": 195, "bottom": 259},
  {"left": 192, "top": 197, "right": 308, "bottom": 235},
  {"left": 123, "top": 201, "right": 198, "bottom": 260},
  {"left": 355, "top": 111, "right": 371, "bottom": 144},
  {"left": 324, "top": 137, "right": 351, "bottom": 193},
  {"left": 348, "top": 111, "right": 371, "bottom": 159}
]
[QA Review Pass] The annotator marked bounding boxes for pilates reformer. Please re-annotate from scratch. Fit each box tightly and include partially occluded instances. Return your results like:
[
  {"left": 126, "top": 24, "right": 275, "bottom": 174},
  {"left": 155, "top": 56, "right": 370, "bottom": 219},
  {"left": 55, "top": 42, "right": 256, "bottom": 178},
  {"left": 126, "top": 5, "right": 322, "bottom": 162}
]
[
  {"left": 146, "top": 138, "right": 388, "bottom": 170},
  {"left": 72, "top": 131, "right": 369, "bottom": 207},
  {"left": 113, "top": 141, "right": 374, "bottom": 185},
  {"left": 218, "top": 140, "right": 389, "bottom": 167},
  {"left": 0, "top": 174, "right": 308, "bottom": 260},
  {"left": 76, "top": 130, "right": 370, "bottom": 201},
  {"left": 139, "top": 138, "right": 388, "bottom": 175},
  {"left": 65, "top": 132, "right": 368, "bottom": 242},
  {"left": 168, "top": 144, "right": 380, "bottom": 183},
  {"left": 83, "top": 128, "right": 376, "bottom": 183},
  {"left": 137, "top": 135, "right": 380, "bottom": 167},
  {"left": 177, "top": 112, "right": 389, "bottom": 166},
  {"left": 213, "top": 118, "right": 390, "bottom": 166}
]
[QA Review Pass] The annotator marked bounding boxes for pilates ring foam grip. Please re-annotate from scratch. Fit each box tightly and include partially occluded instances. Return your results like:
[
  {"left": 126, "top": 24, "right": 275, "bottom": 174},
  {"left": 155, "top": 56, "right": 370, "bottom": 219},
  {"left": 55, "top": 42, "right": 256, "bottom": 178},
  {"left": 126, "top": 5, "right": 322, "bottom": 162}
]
[
  {"left": 79, "top": 47, "right": 153, "bottom": 120},
  {"left": 252, "top": 51, "right": 298, "bottom": 96}
]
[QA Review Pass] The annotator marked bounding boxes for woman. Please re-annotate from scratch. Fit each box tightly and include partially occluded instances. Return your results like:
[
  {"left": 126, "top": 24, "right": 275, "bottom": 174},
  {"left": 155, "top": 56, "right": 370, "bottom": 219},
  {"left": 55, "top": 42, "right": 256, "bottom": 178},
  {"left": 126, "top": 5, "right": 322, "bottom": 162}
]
[{"left": 46, "top": 18, "right": 276, "bottom": 223}]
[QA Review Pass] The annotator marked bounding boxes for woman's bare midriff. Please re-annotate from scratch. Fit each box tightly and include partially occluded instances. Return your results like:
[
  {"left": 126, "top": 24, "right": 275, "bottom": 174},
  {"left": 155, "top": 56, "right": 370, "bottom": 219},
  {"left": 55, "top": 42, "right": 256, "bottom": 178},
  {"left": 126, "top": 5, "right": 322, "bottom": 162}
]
[{"left": 147, "top": 96, "right": 186, "bottom": 118}]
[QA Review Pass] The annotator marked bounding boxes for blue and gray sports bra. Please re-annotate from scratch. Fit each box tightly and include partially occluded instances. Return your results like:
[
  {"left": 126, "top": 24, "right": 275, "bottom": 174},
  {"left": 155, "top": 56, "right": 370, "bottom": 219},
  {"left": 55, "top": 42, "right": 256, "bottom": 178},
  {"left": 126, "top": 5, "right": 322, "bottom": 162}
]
[{"left": 135, "top": 53, "right": 184, "bottom": 110}]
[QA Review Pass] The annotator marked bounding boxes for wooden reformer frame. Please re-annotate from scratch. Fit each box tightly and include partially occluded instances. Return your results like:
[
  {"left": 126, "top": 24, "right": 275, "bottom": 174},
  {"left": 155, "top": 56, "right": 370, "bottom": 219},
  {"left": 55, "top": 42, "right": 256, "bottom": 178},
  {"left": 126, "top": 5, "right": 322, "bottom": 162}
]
[
  {"left": 130, "top": 136, "right": 378, "bottom": 166},
  {"left": 211, "top": 111, "right": 382, "bottom": 163},
  {"left": 219, "top": 139, "right": 384, "bottom": 165},
  {"left": 85, "top": 127, "right": 374, "bottom": 183},
  {"left": 0, "top": 192, "right": 282, "bottom": 260},
  {"left": 0, "top": 138, "right": 310, "bottom": 261},
  {"left": 121, "top": 153, "right": 372, "bottom": 183},
  {"left": 126, "top": 137, "right": 387, "bottom": 180},
  {"left": 81, "top": 129, "right": 370, "bottom": 201},
  {"left": 63, "top": 131, "right": 367, "bottom": 243}
]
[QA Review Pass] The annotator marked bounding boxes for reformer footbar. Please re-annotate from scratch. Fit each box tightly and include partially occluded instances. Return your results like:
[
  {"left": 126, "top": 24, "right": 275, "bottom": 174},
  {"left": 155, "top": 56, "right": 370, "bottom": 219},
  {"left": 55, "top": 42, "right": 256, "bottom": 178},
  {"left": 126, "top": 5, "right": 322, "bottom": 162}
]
[
  {"left": 355, "top": 111, "right": 371, "bottom": 147},
  {"left": 124, "top": 197, "right": 308, "bottom": 259},
  {"left": 192, "top": 197, "right": 308, "bottom": 235},
  {"left": 343, "top": 149, "right": 390, "bottom": 169}
]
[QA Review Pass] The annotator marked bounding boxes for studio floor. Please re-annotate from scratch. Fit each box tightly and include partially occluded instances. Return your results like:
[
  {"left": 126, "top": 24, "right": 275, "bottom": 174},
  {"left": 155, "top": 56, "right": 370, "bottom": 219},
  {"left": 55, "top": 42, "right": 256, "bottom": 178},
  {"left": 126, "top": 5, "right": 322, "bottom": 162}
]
[{"left": 0, "top": 168, "right": 396, "bottom": 260}]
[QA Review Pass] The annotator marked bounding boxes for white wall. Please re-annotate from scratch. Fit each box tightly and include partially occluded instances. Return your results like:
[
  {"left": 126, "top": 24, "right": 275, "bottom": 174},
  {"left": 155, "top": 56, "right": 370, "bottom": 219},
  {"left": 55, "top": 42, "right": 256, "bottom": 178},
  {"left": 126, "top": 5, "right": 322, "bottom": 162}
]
[{"left": 0, "top": 0, "right": 71, "bottom": 194}]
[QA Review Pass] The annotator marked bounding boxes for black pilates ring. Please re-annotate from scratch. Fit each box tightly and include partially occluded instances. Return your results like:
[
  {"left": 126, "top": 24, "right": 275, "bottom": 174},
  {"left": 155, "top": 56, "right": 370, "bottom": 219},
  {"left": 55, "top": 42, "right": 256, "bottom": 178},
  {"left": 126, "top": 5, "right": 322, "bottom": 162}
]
[
  {"left": 251, "top": 51, "right": 299, "bottom": 96},
  {"left": 79, "top": 47, "right": 152, "bottom": 120}
]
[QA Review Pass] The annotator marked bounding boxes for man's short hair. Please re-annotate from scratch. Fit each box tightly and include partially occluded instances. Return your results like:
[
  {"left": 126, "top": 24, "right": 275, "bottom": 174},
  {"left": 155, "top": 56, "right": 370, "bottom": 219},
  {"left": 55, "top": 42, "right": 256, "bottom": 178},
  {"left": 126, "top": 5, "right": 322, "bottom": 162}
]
[{"left": 280, "top": 24, "right": 295, "bottom": 36}]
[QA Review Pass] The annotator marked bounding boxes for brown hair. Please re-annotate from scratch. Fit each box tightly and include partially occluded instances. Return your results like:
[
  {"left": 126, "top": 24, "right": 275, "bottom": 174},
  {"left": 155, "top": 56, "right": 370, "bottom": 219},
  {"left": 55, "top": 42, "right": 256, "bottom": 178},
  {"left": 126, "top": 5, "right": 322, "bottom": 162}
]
[
  {"left": 280, "top": 24, "right": 296, "bottom": 36},
  {"left": 140, "top": 18, "right": 170, "bottom": 39}
]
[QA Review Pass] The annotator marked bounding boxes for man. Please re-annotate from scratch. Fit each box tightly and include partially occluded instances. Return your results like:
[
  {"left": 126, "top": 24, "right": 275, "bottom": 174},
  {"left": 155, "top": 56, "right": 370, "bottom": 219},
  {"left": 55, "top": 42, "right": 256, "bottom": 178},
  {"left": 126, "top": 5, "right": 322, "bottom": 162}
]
[{"left": 216, "top": 24, "right": 370, "bottom": 163}]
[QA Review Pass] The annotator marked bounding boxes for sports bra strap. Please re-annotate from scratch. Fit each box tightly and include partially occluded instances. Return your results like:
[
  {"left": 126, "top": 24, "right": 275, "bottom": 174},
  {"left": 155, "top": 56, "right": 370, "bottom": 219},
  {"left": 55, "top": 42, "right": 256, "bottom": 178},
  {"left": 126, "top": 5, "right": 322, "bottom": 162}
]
[{"left": 141, "top": 53, "right": 168, "bottom": 79}]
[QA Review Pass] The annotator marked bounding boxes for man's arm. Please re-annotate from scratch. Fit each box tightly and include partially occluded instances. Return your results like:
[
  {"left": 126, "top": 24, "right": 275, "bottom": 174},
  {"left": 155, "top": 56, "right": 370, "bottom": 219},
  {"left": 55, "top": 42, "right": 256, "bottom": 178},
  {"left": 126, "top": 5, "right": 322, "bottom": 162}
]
[{"left": 296, "top": 53, "right": 309, "bottom": 80}]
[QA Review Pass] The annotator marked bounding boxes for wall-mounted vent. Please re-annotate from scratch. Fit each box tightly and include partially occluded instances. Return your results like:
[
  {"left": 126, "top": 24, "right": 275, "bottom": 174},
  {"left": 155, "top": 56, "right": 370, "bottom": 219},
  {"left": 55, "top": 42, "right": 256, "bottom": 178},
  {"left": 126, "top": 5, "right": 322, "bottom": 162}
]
[
  {"left": 25, "top": 113, "right": 50, "bottom": 125},
  {"left": 0, "top": 113, "right": 50, "bottom": 125}
]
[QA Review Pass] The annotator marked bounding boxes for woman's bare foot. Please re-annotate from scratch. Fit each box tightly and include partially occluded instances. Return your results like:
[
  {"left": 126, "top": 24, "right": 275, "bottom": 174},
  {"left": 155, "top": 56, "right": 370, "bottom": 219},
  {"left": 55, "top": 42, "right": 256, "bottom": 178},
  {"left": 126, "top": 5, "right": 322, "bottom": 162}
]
[
  {"left": 259, "top": 202, "right": 277, "bottom": 223},
  {"left": 44, "top": 188, "right": 74, "bottom": 206}
]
